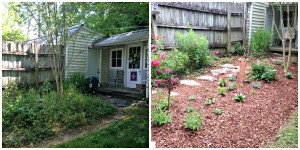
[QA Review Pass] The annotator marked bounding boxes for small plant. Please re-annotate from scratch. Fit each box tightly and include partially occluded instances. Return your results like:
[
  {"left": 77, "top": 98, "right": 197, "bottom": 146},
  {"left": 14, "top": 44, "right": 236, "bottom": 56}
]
[
  {"left": 185, "top": 107, "right": 194, "bottom": 113},
  {"left": 218, "top": 78, "right": 226, "bottom": 87},
  {"left": 217, "top": 87, "right": 226, "bottom": 96},
  {"left": 184, "top": 111, "right": 204, "bottom": 131},
  {"left": 275, "top": 60, "right": 282, "bottom": 65},
  {"left": 285, "top": 72, "right": 293, "bottom": 79},
  {"left": 188, "top": 96, "right": 196, "bottom": 101},
  {"left": 204, "top": 87, "right": 210, "bottom": 92},
  {"left": 251, "top": 62, "right": 277, "bottom": 82},
  {"left": 152, "top": 109, "right": 172, "bottom": 126},
  {"left": 291, "top": 57, "right": 297, "bottom": 64},
  {"left": 234, "top": 93, "right": 246, "bottom": 102},
  {"left": 228, "top": 83, "right": 236, "bottom": 91},
  {"left": 214, "top": 108, "right": 223, "bottom": 115},
  {"left": 240, "top": 83, "right": 244, "bottom": 88},
  {"left": 234, "top": 42, "right": 244, "bottom": 56},
  {"left": 204, "top": 98, "right": 216, "bottom": 105},
  {"left": 252, "top": 82, "right": 261, "bottom": 89},
  {"left": 229, "top": 75, "right": 236, "bottom": 82},
  {"left": 250, "top": 89, "right": 255, "bottom": 95}
]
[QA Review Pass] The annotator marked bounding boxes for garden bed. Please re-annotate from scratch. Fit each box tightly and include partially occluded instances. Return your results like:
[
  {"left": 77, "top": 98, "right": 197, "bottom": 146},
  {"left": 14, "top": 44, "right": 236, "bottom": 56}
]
[{"left": 151, "top": 54, "right": 298, "bottom": 148}]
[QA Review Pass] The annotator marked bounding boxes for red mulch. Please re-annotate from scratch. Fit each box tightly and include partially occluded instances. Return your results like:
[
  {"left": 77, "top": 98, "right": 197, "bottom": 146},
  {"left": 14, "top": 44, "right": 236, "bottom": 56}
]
[{"left": 151, "top": 55, "right": 298, "bottom": 148}]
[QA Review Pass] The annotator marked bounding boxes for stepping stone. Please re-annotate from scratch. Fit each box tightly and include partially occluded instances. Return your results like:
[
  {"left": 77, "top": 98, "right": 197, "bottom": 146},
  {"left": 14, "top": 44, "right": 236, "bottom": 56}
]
[
  {"left": 211, "top": 68, "right": 227, "bottom": 76},
  {"left": 170, "top": 92, "right": 179, "bottom": 96},
  {"left": 196, "top": 75, "right": 215, "bottom": 82},
  {"left": 180, "top": 80, "right": 201, "bottom": 86},
  {"left": 221, "top": 64, "right": 239, "bottom": 69},
  {"left": 238, "top": 58, "right": 241, "bottom": 62},
  {"left": 227, "top": 74, "right": 233, "bottom": 78},
  {"left": 151, "top": 88, "right": 163, "bottom": 94},
  {"left": 228, "top": 68, "right": 240, "bottom": 73},
  {"left": 116, "top": 101, "right": 126, "bottom": 107}
]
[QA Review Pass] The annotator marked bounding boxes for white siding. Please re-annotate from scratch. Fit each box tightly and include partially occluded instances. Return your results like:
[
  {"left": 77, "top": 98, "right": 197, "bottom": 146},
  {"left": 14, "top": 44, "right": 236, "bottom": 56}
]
[{"left": 65, "top": 28, "right": 100, "bottom": 77}]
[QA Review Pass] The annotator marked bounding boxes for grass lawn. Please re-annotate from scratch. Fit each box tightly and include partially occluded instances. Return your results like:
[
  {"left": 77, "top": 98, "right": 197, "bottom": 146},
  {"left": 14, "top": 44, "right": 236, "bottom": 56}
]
[
  {"left": 51, "top": 106, "right": 149, "bottom": 148},
  {"left": 265, "top": 111, "right": 298, "bottom": 148}
]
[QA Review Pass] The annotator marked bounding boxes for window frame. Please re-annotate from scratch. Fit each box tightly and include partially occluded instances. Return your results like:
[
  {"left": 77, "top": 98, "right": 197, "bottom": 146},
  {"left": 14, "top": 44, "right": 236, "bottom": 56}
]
[{"left": 110, "top": 48, "right": 123, "bottom": 69}]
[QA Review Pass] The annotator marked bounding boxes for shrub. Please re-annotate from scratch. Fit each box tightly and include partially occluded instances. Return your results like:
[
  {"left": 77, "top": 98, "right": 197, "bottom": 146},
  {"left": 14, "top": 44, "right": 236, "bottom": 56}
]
[
  {"left": 285, "top": 72, "right": 293, "bottom": 79},
  {"left": 218, "top": 78, "right": 226, "bottom": 87},
  {"left": 176, "top": 28, "right": 211, "bottom": 69},
  {"left": 185, "top": 107, "right": 194, "bottom": 113},
  {"left": 234, "top": 93, "right": 246, "bottom": 102},
  {"left": 156, "top": 98, "right": 173, "bottom": 110},
  {"left": 184, "top": 111, "right": 204, "bottom": 131},
  {"left": 64, "top": 72, "right": 86, "bottom": 91},
  {"left": 252, "top": 82, "right": 261, "bottom": 89},
  {"left": 251, "top": 28, "right": 272, "bottom": 58},
  {"left": 218, "top": 87, "right": 226, "bottom": 96},
  {"left": 152, "top": 110, "right": 172, "bottom": 126},
  {"left": 291, "top": 57, "right": 297, "bottom": 64},
  {"left": 228, "top": 83, "right": 236, "bottom": 91},
  {"left": 251, "top": 62, "right": 277, "bottom": 82},
  {"left": 275, "top": 60, "right": 282, "bottom": 65},
  {"left": 163, "top": 50, "right": 189, "bottom": 75},
  {"left": 229, "top": 75, "right": 236, "bottom": 82},
  {"left": 188, "top": 96, "right": 196, "bottom": 101},
  {"left": 214, "top": 108, "right": 223, "bottom": 115},
  {"left": 234, "top": 42, "right": 244, "bottom": 56},
  {"left": 204, "top": 98, "right": 216, "bottom": 105}
]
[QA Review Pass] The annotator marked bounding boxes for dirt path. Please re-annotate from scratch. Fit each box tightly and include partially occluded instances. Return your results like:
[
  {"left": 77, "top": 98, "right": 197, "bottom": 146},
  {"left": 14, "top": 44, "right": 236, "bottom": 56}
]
[{"left": 25, "top": 108, "right": 126, "bottom": 148}]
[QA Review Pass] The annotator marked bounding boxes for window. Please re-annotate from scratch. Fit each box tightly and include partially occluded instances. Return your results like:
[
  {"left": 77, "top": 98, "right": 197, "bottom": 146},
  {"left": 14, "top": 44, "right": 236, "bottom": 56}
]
[
  {"left": 145, "top": 47, "right": 148, "bottom": 69},
  {"left": 283, "top": 11, "right": 294, "bottom": 27},
  {"left": 111, "top": 50, "right": 122, "bottom": 68}
]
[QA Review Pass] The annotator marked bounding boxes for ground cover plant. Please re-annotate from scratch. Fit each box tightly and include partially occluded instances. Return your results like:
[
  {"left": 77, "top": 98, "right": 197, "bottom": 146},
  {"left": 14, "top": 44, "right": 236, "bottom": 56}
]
[
  {"left": 52, "top": 106, "right": 149, "bottom": 148},
  {"left": 234, "top": 93, "right": 246, "bottom": 102},
  {"left": 285, "top": 72, "right": 293, "bottom": 79},
  {"left": 217, "top": 87, "right": 226, "bottom": 96},
  {"left": 228, "top": 83, "right": 236, "bottom": 91},
  {"left": 250, "top": 62, "right": 277, "bottom": 82},
  {"left": 204, "top": 98, "right": 216, "bottom": 105},
  {"left": 184, "top": 110, "right": 204, "bottom": 131},
  {"left": 2, "top": 82, "right": 115, "bottom": 147},
  {"left": 214, "top": 108, "right": 223, "bottom": 115}
]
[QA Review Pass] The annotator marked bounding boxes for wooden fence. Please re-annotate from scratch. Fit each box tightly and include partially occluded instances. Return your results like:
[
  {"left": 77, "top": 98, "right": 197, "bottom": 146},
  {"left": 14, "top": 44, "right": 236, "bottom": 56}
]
[
  {"left": 152, "top": 2, "right": 246, "bottom": 49},
  {"left": 2, "top": 41, "right": 55, "bottom": 87}
]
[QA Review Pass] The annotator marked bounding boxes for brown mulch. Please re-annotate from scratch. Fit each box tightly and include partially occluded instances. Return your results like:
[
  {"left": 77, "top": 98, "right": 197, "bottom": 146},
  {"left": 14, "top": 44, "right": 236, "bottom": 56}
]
[{"left": 151, "top": 55, "right": 298, "bottom": 148}]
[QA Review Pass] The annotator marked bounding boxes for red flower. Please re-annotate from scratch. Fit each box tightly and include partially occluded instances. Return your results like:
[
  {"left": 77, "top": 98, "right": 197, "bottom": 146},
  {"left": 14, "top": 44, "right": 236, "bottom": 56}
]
[
  {"left": 160, "top": 52, "right": 167, "bottom": 60},
  {"left": 156, "top": 79, "right": 161, "bottom": 85}
]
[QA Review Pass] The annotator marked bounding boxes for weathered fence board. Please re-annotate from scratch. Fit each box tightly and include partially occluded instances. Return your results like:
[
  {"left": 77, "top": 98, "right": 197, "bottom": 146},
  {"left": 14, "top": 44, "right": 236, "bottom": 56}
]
[
  {"left": 152, "top": 2, "right": 245, "bottom": 49},
  {"left": 2, "top": 41, "right": 55, "bottom": 87}
]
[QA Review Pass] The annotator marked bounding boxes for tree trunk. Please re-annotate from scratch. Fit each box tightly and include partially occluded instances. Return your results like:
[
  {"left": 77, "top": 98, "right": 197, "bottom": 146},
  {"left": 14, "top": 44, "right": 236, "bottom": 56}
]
[{"left": 282, "top": 39, "right": 286, "bottom": 72}]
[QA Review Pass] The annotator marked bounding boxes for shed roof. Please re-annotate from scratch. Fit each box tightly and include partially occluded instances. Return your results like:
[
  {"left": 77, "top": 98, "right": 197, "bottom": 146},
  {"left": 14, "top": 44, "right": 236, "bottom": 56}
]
[
  {"left": 24, "top": 24, "right": 99, "bottom": 45},
  {"left": 92, "top": 28, "right": 149, "bottom": 47}
]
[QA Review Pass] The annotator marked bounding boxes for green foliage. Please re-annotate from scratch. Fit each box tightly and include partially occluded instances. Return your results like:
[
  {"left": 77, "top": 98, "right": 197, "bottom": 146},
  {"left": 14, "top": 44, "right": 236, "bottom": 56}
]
[
  {"left": 251, "top": 62, "right": 277, "bottom": 82},
  {"left": 2, "top": 86, "right": 115, "bottom": 147},
  {"left": 250, "top": 89, "right": 255, "bottom": 95},
  {"left": 218, "top": 87, "right": 226, "bottom": 96},
  {"left": 251, "top": 28, "right": 273, "bottom": 58},
  {"left": 234, "top": 93, "right": 246, "bottom": 102},
  {"left": 184, "top": 111, "right": 204, "bottom": 131},
  {"left": 187, "top": 96, "right": 196, "bottom": 101},
  {"left": 219, "top": 57, "right": 233, "bottom": 64},
  {"left": 228, "top": 83, "right": 236, "bottom": 91},
  {"left": 229, "top": 75, "right": 237, "bottom": 82},
  {"left": 64, "top": 72, "right": 86, "bottom": 92},
  {"left": 291, "top": 57, "right": 297, "bottom": 64},
  {"left": 252, "top": 82, "right": 261, "bottom": 89},
  {"left": 285, "top": 72, "right": 293, "bottom": 79},
  {"left": 234, "top": 42, "right": 244, "bottom": 56},
  {"left": 185, "top": 107, "right": 194, "bottom": 113},
  {"left": 152, "top": 109, "right": 172, "bottom": 126},
  {"left": 176, "top": 28, "right": 211, "bottom": 69},
  {"left": 214, "top": 108, "right": 223, "bottom": 115},
  {"left": 218, "top": 78, "right": 226, "bottom": 87},
  {"left": 53, "top": 107, "right": 149, "bottom": 148},
  {"left": 204, "top": 98, "right": 216, "bottom": 105},
  {"left": 275, "top": 60, "right": 282, "bottom": 65},
  {"left": 163, "top": 50, "right": 189, "bottom": 75}
]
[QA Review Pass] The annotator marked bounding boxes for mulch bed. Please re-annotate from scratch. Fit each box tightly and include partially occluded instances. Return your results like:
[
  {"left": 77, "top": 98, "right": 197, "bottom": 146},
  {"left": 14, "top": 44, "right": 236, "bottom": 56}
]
[{"left": 151, "top": 55, "right": 298, "bottom": 148}]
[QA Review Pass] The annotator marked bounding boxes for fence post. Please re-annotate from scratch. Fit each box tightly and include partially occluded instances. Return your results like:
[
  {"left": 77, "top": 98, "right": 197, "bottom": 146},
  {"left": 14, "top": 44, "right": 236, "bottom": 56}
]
[
  {"left": 35, "top": 43, "right": 39, "bottom": 87},
  {"left": 227, "top": 3, "right": 231, "bottom": 55}
]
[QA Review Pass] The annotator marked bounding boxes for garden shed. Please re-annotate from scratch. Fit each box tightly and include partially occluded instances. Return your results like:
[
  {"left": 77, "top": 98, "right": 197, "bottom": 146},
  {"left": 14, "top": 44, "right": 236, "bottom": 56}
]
[
  {"left": 24, "top": 24, "right": 102, "bottom": 78},
  {"left": 90, "top": 28, "right": 149, "bottom": 89}
]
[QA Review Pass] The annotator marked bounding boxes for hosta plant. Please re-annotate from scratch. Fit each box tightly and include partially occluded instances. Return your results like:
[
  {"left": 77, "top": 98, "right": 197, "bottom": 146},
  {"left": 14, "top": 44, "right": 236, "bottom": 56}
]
[
  {"left": 229, "top": 75, "right": 236, "bottom": 82},
  {"left": 252, "top": 82, "right": 261, "bottom": 89},
  {"left": 228, "top": 83, "right": 236, "bottom": 91},
  {"left": 214, "top": 108, "right": 223, "bottom": 115},
  {"left": 204, "top": 98, "right": 216, "bottom": 105},
  {"left": 188, "top": 96, "right": 196, "bottom": 101},
  {"left": 185, "top": 107, "right": 194, "bottom": 113},
  {"left": 234, "top": 93, "right": 246, "bottom": 102},
  {"left": 285, "top": 72, "right": 293, "bottom": 79}
]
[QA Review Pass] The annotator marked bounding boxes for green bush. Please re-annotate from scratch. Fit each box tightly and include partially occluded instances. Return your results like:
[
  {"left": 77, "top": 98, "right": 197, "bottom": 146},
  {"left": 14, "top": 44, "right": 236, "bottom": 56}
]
[
  {"left": 251, "top": 28, "right": 272, "bottom": 58},
  {"left": 163, "top": 50, "right": 189, "bottom": 75},
  {"left": 214, "top": 108, "right": 223, "bottom": 115},
  {"left": 64, "top": 72, "right": 86, "bottom": 92},
  {"left": 176, "top": 28, "right": 211, "bottom": 69},
  {"left": 2, "top": 85, "right": 115, "bottom": 147},
  {"left": 185, "top": 107, "right": 194, "bottom": 113},
  {"left": 218, "top": 78, "right": 226, "bottom": 87},
  {"left": 184, "top": 111, "right": 204, "bottom": 131},
  {"left": 251, "top": 62, "right": 277, "bottom": 82},
  {"left": 152, "top": 110, "right": 172, "bottom": 126},
  {"left": 285, "top": 72, "right": 293, "bottom": 79},
  {"left": 187, "top": 96, "right": 196, "bottom": 101},
  {"left": 275, "top": 60, "right": 282, "bottom": 65},
  {"left": 229, "top": 75, "right": 237, "bottom": 82},
  {"left": 234, "top": 93, "right": 246, "bottom": 102},
  {"left": 234, "top": 42, "right": 244, "bottom": 56},
  {"left": 218, "top": 87, "right": 226, "bottom": 96},
  {"left": 252, "top": 82, "right": 261, "bottom": 89}
]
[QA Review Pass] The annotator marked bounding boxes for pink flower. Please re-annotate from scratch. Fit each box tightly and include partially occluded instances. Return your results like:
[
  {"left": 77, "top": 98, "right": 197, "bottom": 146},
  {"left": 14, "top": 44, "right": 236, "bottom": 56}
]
[
  {"left": 153, "top": 36, "right": 159, "bottom": 41},
  {"left": 151, "top": 44, "right": 157, "bottom": 50},
  {"left": 163, "top": 35, "right": 166, "bottom": 38},
  {"left": 151, "top": 60, "right": 160, "bottom": 67},
  {"left": 164, "top": 68, "right": 171, "bottom": 74},
  {"left": 214, "top": 50, "right": 219, "bottom": 55},
  {"left": 156, "top": 79, "right": 161, "bottom": 85},
  {"left": 172, "top": 80, "right": 177, "bottom": 85},
  {"left": 157, "top": 68, "right": 161, "bottom": 73},
  {"left": 164, "top": 79, "right": 168, "bottom": 84},
  {"left": 160, "top": 52, "right": 167, "bottom": 60}
]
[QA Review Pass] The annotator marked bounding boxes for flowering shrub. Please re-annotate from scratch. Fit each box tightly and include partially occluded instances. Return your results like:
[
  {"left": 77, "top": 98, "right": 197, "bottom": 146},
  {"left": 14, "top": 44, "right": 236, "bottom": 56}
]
[{"left": 151, "top": 35, "right": 180, "bottom": 87}]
